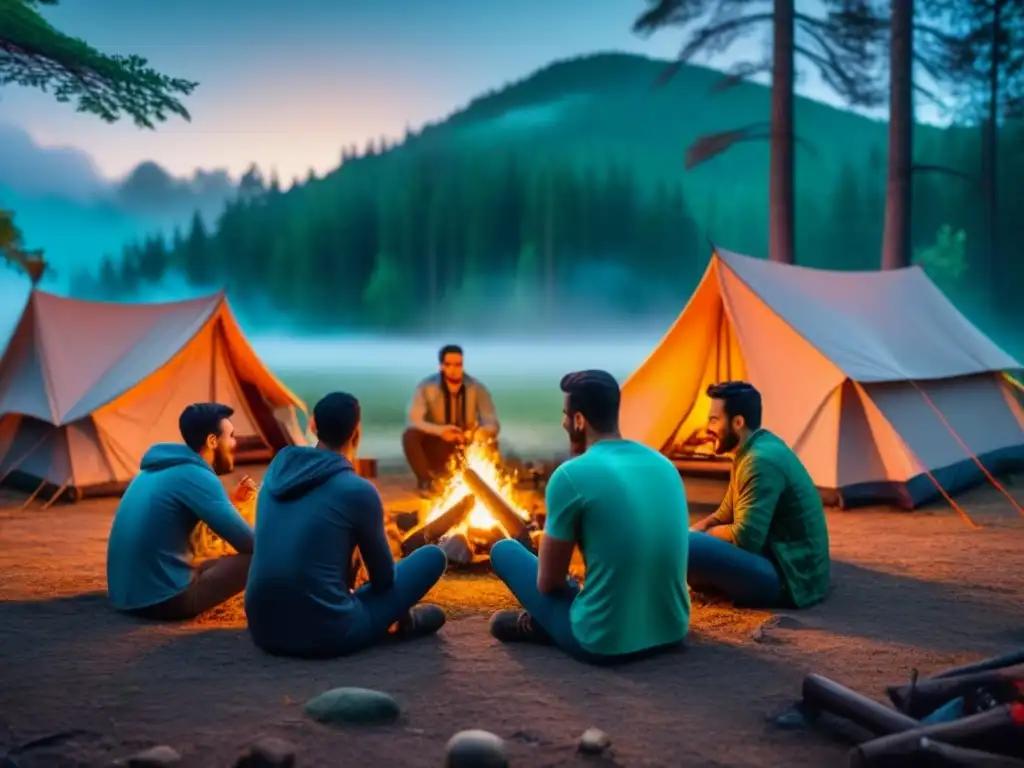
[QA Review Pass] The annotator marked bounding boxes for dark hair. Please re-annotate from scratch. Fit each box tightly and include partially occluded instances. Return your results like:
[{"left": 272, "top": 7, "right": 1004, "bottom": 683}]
[
  {"left": 313, "top": 392, "right": 361, "bottom": 448},
  {"left": 706, "top": 381, "right": 762, "bottom": 431},
  {"left": 179, "top": 402, "right": 234, "bottom": 452},
  {"left": 438, "top": 344, "right": 463, "bottom": 363},
  {"left": 560, "top": 370, "right": 620, "bottom": 433}
]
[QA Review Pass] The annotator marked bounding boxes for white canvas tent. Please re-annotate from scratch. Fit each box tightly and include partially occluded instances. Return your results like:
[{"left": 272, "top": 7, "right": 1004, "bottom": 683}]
[
  {"left": 0, "top": 290, "right": 308, "bottom": 502},
  {"left": 620, "top": 247, "right": 1024, "bottom": 508}
]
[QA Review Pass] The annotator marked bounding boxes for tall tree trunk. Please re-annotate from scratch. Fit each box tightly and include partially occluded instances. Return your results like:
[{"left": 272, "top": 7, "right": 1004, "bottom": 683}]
[
  {"left": 769, "top": 0, "right": 796, "bottom": 264},
  {"left": 983, "top": 0, "right": 1001, "bottom": 303},
  {"left": 881, "top": 0, "right": 914, "bottom": 270}
]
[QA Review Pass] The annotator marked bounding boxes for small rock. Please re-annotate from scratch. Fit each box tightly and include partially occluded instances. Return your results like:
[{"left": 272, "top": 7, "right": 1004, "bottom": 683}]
[
  {"left": 444, "top": 730, "right": 508, "bottom": 768},
  {"left": 126, "top": 745, "right": 181, "bottom": 767},
  {"left": 770, "top": 706, "right": 810, "bottom": 730},
  {"left": 439, "top": 532, "right": 474, "bottom": 566},
  {"left": 578, "top": 727, "right": 611, "bottom": 755},
  {"left": 305, "top": 687, "right": 400, "bottom": 725},
  {"left": 234, "top": 737, "right": 296, "bottom": 768},
  {"left": 752, "top": 614, "right": 804, "bottom": 643}
]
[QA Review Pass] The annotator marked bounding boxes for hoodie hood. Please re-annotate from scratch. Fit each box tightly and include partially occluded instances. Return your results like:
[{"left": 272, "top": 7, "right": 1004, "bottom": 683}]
[
  {"left": 140, "top": 443, "right": 213, "bottom": 473},
  {"left": 263, "top": 446, "right": 351, "bottom": 501}
]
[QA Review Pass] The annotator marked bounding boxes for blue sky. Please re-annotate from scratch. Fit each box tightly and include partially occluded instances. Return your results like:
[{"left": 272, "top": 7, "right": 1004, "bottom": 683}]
[{"left": 4, "top": 0, "right": 922, "bottom": 181}]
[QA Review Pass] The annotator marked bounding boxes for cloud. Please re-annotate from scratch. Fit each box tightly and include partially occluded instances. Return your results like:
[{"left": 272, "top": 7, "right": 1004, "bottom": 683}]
[{"left": 0, "top": 123, "right": 111, "bottom": 202}]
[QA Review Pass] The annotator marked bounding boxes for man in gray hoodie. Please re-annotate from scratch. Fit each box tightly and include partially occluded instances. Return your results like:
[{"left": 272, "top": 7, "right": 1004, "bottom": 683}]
[
  {"left": 106, "top": 402, "right": 256, "bottom": 621},
  {"left": 403, "top": 344, "right": 500, "bottom": 493},
  {"left": 245, "top": 392, "right": 448, "bottom": 658}
]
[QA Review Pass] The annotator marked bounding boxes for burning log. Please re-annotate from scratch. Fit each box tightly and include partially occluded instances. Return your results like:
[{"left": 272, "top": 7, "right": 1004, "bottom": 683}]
[
  {"left": 462, "top": 466, "right": 534, "bottom": 551},
  {"left": 400, "top": 495, "right": 477, "bottom": 557},
  {"left": 912, "top": 738, "right": 1024, "bottom": 766},
  {"left": 887, "top": 666, "right": 1024, "bottom": 718},
  {"left": 801, "top": 674, "right": 919, "bottom": 736},
  {"left": 849, "top": 705, "right": 1024, "bottom": 766}
]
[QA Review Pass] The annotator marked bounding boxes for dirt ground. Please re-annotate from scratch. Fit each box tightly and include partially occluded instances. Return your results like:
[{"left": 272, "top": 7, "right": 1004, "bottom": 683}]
[{"left": 2, "top": 470, "right": 1024, "bottom": 767}]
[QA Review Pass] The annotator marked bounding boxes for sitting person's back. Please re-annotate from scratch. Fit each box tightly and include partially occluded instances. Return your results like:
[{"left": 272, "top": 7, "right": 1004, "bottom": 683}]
[
  {"left": 245, "top": 446, "right": 389, "bottom": 653},
  {"left": 106, "top": 403, "right": 256, "bottom": 621},
  {"left": 245, "top": 392, "right": 447, "bottom": 657},
  {"left": 556, "top": 439, "right": 691, "bottom": 657},
  {"left": 489, "top": 370, "right": 689, "bottom": 664}
]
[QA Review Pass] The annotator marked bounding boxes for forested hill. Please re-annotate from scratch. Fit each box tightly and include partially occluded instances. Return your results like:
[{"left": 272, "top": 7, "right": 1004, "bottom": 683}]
[{"left": 80, "top": 52, "right": 1007, "bottom": 332}]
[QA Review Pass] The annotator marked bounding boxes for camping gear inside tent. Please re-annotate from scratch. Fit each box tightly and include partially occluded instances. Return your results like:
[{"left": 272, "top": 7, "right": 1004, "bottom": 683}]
[
  {"left": 0, "top": 290, "right": 308, "bottom": 503},
  {"left": 620, "top": 247, "right": 1024, "bottom": 509}
]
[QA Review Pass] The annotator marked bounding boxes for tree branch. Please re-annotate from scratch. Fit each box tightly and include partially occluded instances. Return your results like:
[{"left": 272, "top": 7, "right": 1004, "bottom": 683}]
[
  {"left": 684, "top": 123, "right": 816, "bottom": 170},
  {"left": 710, "top": 60, "right": 771, "bottom": 93}
]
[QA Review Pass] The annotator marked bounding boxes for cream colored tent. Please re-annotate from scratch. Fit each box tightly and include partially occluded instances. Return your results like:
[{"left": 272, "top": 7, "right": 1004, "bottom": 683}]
[
  {"left": 0, "top": 290, "right": 308, "bottom": 502},
  {"left": 620, "top": 247, "right": 1024, "bottom": 509}
]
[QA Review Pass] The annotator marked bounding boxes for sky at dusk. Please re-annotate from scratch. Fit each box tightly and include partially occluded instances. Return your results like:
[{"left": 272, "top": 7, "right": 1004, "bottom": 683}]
[{"left": 4, "top": 0, "right": 929, "bottom": 182}]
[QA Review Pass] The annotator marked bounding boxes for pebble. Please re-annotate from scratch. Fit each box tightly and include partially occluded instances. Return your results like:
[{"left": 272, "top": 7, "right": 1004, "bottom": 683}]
[
  {"left": 444, "top": 730, "right": 508, "bottom": 767},
  {"left": 305, "top": 686, "right": 400, "bottom": 725},
  {"left": 125, "top": 745, "right": 181, "bottom": 767},
  {"left": 439, "top": 533, "right": 474, "bottom": 565},
  {"left": 578, "top": 727, "right": 611, "bottom": 755},
  {"left": 234, "top": 736, "right": 296, "bottom": 768},
  {"left": 751, "top": 614, "right": 804, "bottom": 643}
]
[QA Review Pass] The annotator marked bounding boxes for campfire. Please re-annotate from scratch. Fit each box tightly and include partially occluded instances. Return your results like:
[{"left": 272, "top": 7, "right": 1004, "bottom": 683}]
[{"left": 400, "top": 441, "right": 537, "bottom": 566}]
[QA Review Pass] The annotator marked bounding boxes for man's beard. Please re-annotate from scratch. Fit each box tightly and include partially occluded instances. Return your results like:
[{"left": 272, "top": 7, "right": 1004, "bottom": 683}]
[
  {"left": 714, "top": 427, "right": 740, "bottom": 456},
  {"left": 212, "top": 448, "right": 234, "bottom": 475},
  {"left": 444, "top": 374, "right": 463, "bottom": 387},
  {"left": 568, "top": 426, "right": 587, "bottom": 456}
]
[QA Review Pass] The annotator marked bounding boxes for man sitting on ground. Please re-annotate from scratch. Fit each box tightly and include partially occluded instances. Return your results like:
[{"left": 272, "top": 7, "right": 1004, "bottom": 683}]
[
  {"left": 245, "top": 392, "right": 448, "bottom": 658},
  {"left": 488, "top": 370, "right": 690, "bottom": 664},
  {"left": 402, "top": 344, "right": 500, "bottom": 495},
  {"left": 689, "top": 381, "right": 831, "bottom": 608},
  {"left": 106, "top": 403, "right": 256, "bottom": 621}
]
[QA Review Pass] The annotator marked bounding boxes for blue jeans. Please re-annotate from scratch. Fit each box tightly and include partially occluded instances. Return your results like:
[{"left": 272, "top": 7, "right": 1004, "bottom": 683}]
[
  {"left": 259, "top": 545, "right": 448, "bottom": 658},
  {"left": 342, "top": 544, "right": 448, "bottom": 650},
  {"left": 490, "top": 539, "right": 680, "bottom": 665},
  {"left": 687, "top": 531, "right": 785, "bottom": 607}
]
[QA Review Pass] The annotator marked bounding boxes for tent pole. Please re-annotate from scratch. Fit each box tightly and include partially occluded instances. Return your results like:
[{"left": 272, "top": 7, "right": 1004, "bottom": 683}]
[
  {"left": 21, "top": 478, "right": 46, "bottom": 509},
  {"left": 41, "top": 478, "right": 71, "bottom": 510}
]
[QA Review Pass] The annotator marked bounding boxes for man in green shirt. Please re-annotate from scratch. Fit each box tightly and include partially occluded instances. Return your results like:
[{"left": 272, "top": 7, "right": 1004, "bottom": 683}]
[
  {"left": 689, "top": 381, "right": 831, "bottom": 608},
  {"left": 489, "top": 370, "right": 690, "bottom": 663}
]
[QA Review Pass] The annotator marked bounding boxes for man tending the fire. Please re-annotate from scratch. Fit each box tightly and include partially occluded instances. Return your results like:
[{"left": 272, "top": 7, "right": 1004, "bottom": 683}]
[
  {"left": 487, "top": 370, "right": 691, "bottom": 664},
  {"left": 402, "top": 344, "right": 500, "bottom": 496},
  {"left": 688, "top": 381, "right": 831, "bottom": 609}
]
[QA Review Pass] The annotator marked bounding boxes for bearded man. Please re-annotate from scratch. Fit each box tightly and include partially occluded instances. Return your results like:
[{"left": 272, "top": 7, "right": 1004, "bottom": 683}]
[
  {"left": 106, "top": 402, "right": 257, "bottom": 621},
  {"left": 402, "top": 344, "right": 500, "bottom": 495},
  {"left": 688, "top": 381, "right": 831, "bottom": 608}
]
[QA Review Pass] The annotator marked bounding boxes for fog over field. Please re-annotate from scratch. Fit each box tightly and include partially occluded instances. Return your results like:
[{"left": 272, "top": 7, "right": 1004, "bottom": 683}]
[{"left": 0, "top": 273, "right": 661, "bottom": 461}]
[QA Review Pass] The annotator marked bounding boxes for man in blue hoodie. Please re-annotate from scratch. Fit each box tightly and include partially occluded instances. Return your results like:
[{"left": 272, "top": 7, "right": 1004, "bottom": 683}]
[
  {"left": 106, "top": 402, "right": 257, "bottom": 621},
  {"left": 245, "top": 391, "right": 448, "bottom": 658}
]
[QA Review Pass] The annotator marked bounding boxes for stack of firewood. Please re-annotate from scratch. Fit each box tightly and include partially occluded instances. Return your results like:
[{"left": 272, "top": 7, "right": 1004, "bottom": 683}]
[{"left": 790, "top": 649, "right": 1024, "bottom": 765}]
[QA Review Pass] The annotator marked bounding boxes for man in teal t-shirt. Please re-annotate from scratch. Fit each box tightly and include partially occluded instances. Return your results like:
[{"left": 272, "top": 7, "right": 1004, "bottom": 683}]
[{"left": 489, "top": 370, "right": 690, "bottom": 663}]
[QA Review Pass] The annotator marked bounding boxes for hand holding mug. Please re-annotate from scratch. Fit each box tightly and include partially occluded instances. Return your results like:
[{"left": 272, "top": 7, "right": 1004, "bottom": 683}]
[{"left": 232, "top": 475, "right": 258, "bottom": 504}]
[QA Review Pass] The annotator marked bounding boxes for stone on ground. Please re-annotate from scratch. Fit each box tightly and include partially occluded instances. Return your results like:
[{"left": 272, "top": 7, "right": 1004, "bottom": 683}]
[
  {"left": 235, "top": 736, "right": 296, "bottom": 767},
  {"left": 305, "top": 687, "right": 401, "bottom": 725},
  {"left": 444, "top": 729, "right": 508, "bottom": 767},
  {"left": 125, "top": 745, "right": 182, "bottom": 766},
  {"left": 578, "top": 727, "right": 611, "bottom": 755}
]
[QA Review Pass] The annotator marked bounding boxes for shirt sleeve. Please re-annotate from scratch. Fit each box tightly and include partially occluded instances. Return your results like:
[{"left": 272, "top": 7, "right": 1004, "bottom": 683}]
[
  {"left": 181, "top": 470, "right": 255, "bottom": 554},
  {"left": 725, "top": 458, "right": 783, "bottom": 553},
  {"left": 543, "top": 466, "right": 584, "bottom": 543},
  {"left": 351, "top": 480, "right": 396, "bottom": 591},
  {"left": 474, "top": 383, "right": 500, "bottom": 435},
  {"left": 709, "top": 491, "right": 734, "bottom": 525},
  {"left": 408, "top": 383, "right": 445, "bottom": 436}
]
